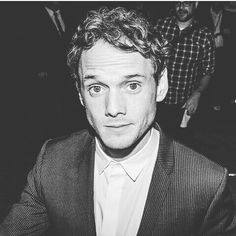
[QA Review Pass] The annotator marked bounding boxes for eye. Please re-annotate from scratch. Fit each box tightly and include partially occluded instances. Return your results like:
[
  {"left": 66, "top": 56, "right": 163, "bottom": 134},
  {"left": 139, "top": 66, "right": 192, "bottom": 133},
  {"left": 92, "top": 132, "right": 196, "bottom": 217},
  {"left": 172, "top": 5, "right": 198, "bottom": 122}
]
[
  {"left": 88, "top": 85, "right": 105, "bottom": 96},
  {"left": 127, "top": 82, "right": 141, "bottom": 92}
]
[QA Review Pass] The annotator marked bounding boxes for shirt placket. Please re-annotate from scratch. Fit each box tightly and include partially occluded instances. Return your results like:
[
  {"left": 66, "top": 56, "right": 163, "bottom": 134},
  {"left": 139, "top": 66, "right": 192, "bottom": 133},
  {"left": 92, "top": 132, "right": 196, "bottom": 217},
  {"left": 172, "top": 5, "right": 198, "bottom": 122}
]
[{"left": 101, "top": 163, "right": 125, "bottom": 236}]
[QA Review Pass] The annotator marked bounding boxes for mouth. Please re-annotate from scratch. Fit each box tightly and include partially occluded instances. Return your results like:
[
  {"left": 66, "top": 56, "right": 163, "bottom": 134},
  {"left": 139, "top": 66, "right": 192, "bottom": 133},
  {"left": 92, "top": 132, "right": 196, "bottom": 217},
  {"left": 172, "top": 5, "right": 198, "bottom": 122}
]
[
  {"left": 105, "top": 123, "right": 131, "bottom": 128},
  {"left": 177, "top": 11, "right": 187, "bottom": 16},
  {"left": 104, "top": 123, "right": 133, "bottom": 133}
]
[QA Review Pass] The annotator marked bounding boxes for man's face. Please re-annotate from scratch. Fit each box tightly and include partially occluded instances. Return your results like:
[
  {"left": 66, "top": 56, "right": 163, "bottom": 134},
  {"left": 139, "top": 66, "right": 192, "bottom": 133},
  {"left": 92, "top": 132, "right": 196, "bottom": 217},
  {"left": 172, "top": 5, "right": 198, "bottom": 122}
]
[
  {"left": 78, "top": 40, "right": 160, "bottom": 157},
  {"left": 175, "top": 1, "right": 196, "bottom": 22}
]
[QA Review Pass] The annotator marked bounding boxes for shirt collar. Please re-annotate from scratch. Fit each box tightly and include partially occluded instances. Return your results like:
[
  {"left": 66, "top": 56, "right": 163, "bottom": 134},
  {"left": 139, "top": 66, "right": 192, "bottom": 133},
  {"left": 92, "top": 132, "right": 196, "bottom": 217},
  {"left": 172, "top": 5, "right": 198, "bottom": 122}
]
[{"left": 95, "top": 128, "right": 159, "bottom": 182}]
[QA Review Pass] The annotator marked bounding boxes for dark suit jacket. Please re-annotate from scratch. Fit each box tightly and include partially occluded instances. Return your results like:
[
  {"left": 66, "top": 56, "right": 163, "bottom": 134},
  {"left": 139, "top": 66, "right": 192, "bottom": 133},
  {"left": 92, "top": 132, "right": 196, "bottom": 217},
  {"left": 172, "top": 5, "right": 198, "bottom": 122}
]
[
  {"left": 1, "top": 125, "right": 236, "bottom": 235},
  {"left": 18, "top": 3, "right": 87, "bottom": 142},
  {"left": 27, "top": 4, "right": 74, "bottom": 88}
]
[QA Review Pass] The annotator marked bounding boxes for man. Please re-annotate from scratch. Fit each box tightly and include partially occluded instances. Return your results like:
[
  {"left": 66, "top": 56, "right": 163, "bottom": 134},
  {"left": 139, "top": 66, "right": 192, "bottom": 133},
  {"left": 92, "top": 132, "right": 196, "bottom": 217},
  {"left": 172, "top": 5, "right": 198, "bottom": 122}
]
[
  {"left": 1, "top": 6, "right": 236, "bottom": 236},
  {"left": 30, "top": 1, "right": 70, "bottom": 144},
  {"left": 155, "top": 1, "right": 215, "bottom": 137},
  {"left": 28, "top": 2, "right": 86, "bottom": 152}
]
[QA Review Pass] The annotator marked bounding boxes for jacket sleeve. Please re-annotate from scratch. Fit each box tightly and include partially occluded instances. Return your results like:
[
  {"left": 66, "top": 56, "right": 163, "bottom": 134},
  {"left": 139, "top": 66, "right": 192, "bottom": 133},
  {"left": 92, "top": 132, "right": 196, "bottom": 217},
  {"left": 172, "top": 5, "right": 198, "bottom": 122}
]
[
  {"left": 199, "top": 169, "right": 236, "bottom": 236},
  {"left": 0, "top": 141, "right": 50, "bottom": 236}
]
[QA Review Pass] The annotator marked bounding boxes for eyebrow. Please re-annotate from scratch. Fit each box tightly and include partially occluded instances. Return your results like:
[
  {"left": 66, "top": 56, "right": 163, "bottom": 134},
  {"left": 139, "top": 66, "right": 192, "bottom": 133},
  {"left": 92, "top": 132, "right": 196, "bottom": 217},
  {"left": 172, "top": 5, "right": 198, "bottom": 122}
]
[
  {"left": 83, "top": 73, "right": 146, "bottom": 81},
  {"left": 84, "top": 75, "right": 95, "bottom": 80},
  {"left": 124, "top": 74, "right": 146, "bottom": 79}
]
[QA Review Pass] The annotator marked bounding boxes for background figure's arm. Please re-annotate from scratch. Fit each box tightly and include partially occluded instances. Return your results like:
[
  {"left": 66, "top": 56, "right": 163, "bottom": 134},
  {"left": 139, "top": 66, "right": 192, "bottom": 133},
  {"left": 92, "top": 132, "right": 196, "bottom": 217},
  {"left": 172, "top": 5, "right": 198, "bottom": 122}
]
[
  {"left": 183, "top": 74, "right": 211, "bottom": 115},
  {"left": 184, "top": 29, "right": 215, "bottom": 116},
  {"left": 198, "top": 169, "right": 236, "bottom": 235},
  {"left": 0, "top": 142, "right": 50, "bottom": 235}
]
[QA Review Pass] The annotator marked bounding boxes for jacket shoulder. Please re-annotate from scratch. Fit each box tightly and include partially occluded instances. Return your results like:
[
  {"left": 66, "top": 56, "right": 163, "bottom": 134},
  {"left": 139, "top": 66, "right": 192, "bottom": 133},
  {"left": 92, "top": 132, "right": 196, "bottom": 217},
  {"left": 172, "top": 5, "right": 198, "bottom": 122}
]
[
  {"left": 38, "top": 129, "right": 94, "bottom": 167},
  {"left": 173, "top": 141, "right": 226, "bottom": 175},
  {"left": 171, "top": 140, "right": 227, "bottom": 194},
  {"left": 47, "top": 129, "right": 92, "bottom": 150},
  {"left": 33, "top": 129, "right": 95, "bottom": 195},
  {"left": 48, "top": 129, "right": 92, "bottom": 146}
]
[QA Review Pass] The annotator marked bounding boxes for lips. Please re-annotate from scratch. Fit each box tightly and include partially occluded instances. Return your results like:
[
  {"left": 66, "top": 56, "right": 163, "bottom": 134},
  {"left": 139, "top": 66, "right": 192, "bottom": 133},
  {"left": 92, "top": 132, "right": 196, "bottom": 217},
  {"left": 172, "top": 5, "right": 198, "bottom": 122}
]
[
  {"left": 104, "top": 123, "right": 133, "bottom": 133},
  {"left": 105, "top": 123, "right": 131, "bottom": 128},
  {"left": 177, "top": 10, "right": 187, "bottom": 16}
]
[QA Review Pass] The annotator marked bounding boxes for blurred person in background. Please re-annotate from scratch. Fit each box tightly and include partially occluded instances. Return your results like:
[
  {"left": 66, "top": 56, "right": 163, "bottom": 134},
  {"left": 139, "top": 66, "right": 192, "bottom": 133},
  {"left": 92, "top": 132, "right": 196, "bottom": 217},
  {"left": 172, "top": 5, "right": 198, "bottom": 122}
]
[
  {"left": 199, "top": 2, "right": 236, "bottom": 111},
  {"left": 155, "top": 1, "right": 215, "bottom": 142}
]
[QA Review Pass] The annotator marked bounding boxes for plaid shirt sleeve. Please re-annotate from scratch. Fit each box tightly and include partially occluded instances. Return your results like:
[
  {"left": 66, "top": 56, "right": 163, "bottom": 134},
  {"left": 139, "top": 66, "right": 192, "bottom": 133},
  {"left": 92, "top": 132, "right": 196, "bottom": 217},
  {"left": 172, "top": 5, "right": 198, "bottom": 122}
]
[{"left": 201, "top": 30, "right": 215, "bottom": 76}]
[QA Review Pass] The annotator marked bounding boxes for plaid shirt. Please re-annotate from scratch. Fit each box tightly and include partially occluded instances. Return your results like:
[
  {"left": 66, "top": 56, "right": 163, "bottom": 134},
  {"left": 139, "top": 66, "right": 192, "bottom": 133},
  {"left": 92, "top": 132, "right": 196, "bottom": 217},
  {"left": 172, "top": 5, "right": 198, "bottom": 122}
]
[{"left": 155, "top": 17, "right": 215, "bottom": 104}]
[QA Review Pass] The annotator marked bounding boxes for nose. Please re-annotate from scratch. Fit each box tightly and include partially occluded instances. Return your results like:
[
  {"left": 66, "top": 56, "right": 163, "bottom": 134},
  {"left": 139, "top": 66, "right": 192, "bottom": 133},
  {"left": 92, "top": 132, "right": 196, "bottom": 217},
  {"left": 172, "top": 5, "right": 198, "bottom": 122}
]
[{"left": 105, "top": 89, "right": 126, "bottom": 117}]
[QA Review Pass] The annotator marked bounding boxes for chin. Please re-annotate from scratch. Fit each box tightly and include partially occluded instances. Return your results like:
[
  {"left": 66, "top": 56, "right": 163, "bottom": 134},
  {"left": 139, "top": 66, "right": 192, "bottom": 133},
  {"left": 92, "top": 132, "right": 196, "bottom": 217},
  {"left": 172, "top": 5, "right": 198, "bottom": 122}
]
[
  {"left": 178, "top": 16, "right": 187, "bottom": 22},
  {"left": 102, "top": 136, "right": 135, "bottom": 150},
  {"left": 104, "top": 139, "right": 133, "bottom": 149}
]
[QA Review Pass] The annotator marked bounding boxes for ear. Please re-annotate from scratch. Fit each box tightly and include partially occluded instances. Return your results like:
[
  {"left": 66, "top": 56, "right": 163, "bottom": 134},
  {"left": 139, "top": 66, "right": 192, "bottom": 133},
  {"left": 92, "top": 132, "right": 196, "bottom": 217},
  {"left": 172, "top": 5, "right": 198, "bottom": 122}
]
[
  {"left": 76, "top": 81, "right": 84, "bottom": 106},
  {"left": 156, "top": 67, "right": 168, "bottom": 102}
]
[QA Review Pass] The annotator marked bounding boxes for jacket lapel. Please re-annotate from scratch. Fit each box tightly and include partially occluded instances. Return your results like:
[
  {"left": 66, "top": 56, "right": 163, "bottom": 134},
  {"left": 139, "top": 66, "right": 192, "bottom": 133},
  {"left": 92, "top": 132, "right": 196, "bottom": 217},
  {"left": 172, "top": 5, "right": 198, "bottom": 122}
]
[
  {"left": 75, "top": 130, "right": 97, "bottom": 235},
  {"left": 137, "top": 124, "right": 174, "bottom": 236}
]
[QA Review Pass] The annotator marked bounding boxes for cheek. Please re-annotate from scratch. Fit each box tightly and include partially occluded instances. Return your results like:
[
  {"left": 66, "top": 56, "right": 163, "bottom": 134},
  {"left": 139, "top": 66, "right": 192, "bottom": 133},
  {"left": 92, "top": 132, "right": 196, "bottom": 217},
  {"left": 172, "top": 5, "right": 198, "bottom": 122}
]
[
  {"left": 85, "top": 108, "right": 101, "bottom": 132},
  {"left": 130, "top": 93, "right": 157, "bottom": 119},
  {"left": 144, "top": 91, "right": 157, "bottom": 116},
  {"left": 84, "top": 99, "right": 104, "bottom": 126}
]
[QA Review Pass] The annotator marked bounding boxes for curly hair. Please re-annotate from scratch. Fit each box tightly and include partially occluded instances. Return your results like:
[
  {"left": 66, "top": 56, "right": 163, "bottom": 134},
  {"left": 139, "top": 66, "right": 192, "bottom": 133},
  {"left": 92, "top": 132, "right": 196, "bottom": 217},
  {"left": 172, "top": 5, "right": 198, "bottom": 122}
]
[{"left": 67, "top": 6, "right": 169, "bottom": 86}]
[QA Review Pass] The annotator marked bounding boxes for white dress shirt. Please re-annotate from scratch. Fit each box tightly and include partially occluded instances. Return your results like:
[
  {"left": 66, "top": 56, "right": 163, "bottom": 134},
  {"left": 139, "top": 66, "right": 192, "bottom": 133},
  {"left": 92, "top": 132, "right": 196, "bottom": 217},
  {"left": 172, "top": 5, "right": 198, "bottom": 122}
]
[{"left": 94, "top": 128, "right": 159, "bottom": 236}]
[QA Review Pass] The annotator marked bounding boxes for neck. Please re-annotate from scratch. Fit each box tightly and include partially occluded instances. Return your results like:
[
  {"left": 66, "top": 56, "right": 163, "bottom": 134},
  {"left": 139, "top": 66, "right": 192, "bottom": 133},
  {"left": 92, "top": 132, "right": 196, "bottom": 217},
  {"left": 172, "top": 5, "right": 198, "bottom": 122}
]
[{"left": 177, "top": 18, "right": 193, "bottom": 30}]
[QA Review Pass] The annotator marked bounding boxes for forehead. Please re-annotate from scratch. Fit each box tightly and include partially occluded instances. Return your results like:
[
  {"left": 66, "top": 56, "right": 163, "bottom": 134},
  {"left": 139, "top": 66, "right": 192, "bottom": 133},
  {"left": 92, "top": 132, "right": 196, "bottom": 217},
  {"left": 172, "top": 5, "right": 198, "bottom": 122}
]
[{"left": 79, "top": 40, "right": 154, "bottom": 77}]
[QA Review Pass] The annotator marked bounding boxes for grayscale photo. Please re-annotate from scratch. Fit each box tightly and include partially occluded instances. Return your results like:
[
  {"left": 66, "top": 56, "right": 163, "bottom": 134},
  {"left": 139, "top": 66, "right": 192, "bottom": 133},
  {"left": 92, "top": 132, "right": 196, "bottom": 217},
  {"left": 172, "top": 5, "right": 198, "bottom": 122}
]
[{"left": 1, "top": 1, "right": 236, "bottom": 235}]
